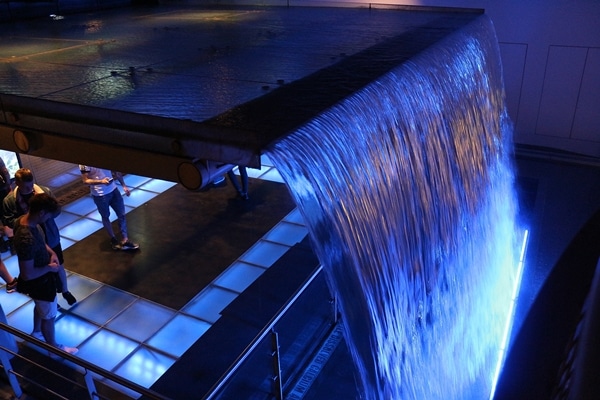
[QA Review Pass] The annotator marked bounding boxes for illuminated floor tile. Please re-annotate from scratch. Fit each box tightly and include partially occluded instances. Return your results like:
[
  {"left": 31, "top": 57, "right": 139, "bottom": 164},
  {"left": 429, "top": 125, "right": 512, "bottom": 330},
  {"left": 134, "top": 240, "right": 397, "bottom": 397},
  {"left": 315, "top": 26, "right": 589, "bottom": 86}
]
[
  {"left": 122, "top": 188, "right": 159, "bottom": 208},
  {"left": 55, "top": 314, "right": 100, "bottom": 349},
  {"left": 55, "top": 211, "right": 82, "bottom": 229},
  {"left": 260, "top": 168, "right": 284, "bottom": 183},
  {"left": 122, "top": 174, "right": 152, "bottom": 189},
  {"left": 263, "top": 221, "right": 308, "bottom": 246},
  {"left": 0, "top": 291, "right": 31, "bottom": 316},
  {"left": 147, "top": 314, "right": 212, "bottom": 358},
  {"left": 72, "top": 286, "right": 137, "bottom": 326},
  {"left": 60, "top": 237, "right": 76, "bottom": 249},
  {"left": 76, "top": 329, "right": 139, "bottom": 371},
  {"left": 283, "top": 208, "right": 305, "bottom": 225},
  {"left": 239, "top": 240, "right": 291, "bottom": 268},
  {"left": 106, "top": 300, "right": 176, "bottom": 342},
  {"left": 138, "top": 179, "right": 177, "bottom": 194},
  {"left": 113, "top": 346, "right": 177, "bottom": 389},
  {"left": 182, "top": 287, "right": 239, "bottom": 324},
  {"left": 61, "top": 196, "right": 98, "bottom": 216},
  {"left": 57, "top": 273, "right": 103, "bottom": 309},
  {"left": 59, "top": 218, "right": 104, "bottom": 241},
  {"left": 213, "top": 261, "right": 267, "bottom": 293},
  {"left": 1, "top": 255, "right": 19, "bottom": 278},
  {"left": 6, "top": 301, "right": 35, "bottom": 337}
]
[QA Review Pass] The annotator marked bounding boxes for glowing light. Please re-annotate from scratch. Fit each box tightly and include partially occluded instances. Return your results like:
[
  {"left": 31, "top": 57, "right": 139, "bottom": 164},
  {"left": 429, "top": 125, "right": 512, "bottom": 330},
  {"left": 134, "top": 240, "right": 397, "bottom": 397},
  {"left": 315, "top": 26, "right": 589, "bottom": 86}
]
[{"left": 489, "top": 229, "right": 529, "bottom": 400}]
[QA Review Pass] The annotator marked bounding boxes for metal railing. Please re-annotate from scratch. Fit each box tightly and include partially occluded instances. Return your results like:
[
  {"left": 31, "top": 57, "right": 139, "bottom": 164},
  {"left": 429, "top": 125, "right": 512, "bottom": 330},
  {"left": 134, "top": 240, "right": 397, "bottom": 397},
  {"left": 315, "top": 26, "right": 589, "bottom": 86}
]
[
  {"left": 0, "top": 264, "right": 334, "bottom": 400},
  {"left": 203, "top": 264, "right": 334, "bottom": 400},
  {"left": 0, "top": 322, "right": 171, "bottom": 400}
]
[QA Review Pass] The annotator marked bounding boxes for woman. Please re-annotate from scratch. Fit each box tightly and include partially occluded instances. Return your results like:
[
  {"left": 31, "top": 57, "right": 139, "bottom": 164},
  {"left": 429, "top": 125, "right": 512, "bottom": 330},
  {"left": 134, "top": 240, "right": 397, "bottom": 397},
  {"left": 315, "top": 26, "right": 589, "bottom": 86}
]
[{"left": 13, "top": 193, "right": 77, "bottom": 354}]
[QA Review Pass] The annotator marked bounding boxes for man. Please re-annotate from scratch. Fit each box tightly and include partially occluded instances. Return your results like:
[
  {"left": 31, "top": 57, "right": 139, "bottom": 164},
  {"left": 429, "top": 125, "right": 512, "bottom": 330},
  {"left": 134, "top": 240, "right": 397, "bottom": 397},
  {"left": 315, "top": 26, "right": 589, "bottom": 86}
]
[
  {"left": 79, "top": 165, "right": 139, "bottom": 250},
  {"left": 3, "top": 168, "right": 77, "bottom": 305},
  {"left": 13, "top": 193, "right": 78, "bottom": 354}
]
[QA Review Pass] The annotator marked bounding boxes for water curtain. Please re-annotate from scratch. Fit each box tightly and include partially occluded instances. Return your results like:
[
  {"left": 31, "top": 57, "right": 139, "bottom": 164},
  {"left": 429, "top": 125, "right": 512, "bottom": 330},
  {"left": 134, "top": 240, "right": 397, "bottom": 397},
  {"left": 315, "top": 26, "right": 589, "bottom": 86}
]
[{"left": 268, "top": 15, "right": 518, "bottom": 399}]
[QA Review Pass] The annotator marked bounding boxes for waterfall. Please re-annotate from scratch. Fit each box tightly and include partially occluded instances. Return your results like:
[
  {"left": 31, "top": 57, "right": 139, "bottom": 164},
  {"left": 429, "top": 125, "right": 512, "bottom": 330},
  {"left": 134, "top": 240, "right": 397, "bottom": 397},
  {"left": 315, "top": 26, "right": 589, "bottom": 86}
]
[{"left": 267, "top": 15, "right": 518, "bottom": 400}]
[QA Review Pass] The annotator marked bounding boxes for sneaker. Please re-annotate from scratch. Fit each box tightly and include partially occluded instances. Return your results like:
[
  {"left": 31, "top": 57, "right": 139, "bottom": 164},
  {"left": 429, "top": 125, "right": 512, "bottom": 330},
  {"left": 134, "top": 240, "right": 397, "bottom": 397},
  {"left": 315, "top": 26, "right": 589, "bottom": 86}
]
[
  {"left": 120, "top": 240, "right": 139, "bottom": 251},
  {"left": 31, "top": 331, "right": 45, "bottom": 341},
  {"left": 62, "top": 291, "right": 77, "bottom": 306},
  {"left": 6, "top": 278, "right": 18, "bottom": 293},
  {"left": 58, "top": 344, "right": 78, "bottom": 355},
  {"left": 110, "top": 237, "right": 121, "bottom": 250}
]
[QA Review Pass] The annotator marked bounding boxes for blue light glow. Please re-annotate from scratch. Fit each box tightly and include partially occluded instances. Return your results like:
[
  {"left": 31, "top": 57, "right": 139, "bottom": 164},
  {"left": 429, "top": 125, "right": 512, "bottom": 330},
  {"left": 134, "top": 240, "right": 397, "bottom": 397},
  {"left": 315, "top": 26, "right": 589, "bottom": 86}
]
[
  {"left": 489, "top": 229, "right": 529, "bottom": 400},
  {"left": 268, "top": 15, "right": 520, "bottom": 400}
]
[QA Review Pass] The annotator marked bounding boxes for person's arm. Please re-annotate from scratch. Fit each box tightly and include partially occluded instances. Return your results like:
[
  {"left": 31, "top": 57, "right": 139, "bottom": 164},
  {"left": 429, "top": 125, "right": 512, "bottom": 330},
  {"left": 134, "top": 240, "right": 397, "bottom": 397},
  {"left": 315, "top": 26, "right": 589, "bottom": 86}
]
[
  {"left": 81, "top": 171, "right": 111, "bottom": 186},
  {"left": 112, "top": 171, "right": 130, "bottom": 196},
  {"left": 46, "top": 244, "right": 59, "bottom": 266},
  {"left": 18, "top": 257, "right": 59, "bottom": 281},
  {"left": 2, "top": 195, "right": 17, "bottom": 229}
]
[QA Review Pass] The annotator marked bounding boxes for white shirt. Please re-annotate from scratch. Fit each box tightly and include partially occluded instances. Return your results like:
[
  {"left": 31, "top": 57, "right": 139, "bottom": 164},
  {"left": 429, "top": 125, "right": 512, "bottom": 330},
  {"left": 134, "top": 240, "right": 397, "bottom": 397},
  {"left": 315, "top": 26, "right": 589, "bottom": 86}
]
[{"left": 79, "top": 165, "right": 118, "bottom": 197}]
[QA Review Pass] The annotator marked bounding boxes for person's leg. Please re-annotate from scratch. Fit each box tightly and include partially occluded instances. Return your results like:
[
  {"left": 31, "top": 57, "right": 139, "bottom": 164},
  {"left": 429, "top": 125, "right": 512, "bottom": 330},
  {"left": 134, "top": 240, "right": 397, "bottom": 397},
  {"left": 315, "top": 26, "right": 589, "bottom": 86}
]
[
  {"left": 92, "top": 194, "right": 115, "bottom": 238},
  {"left": 52, "top": 245, "right": 76, "bottom": 305},
  {"left": 227, "top": 169, "right": 242, "bottom": 193},
  {"left": 109, "top": 190, "right": 138, "bottom": 249},
  {"left": 239, "top": 166, "right": 249, "bottom": 197},
  {"left": 32, "top": 310, "right": 43, "bottom": 339},
  {"left": 35, "top": 297, "right": 77, "bottom": 353},
  {"left": 0, "top": 260, "right": 15, "bottom": 285},
  {"left": 35, "top": 299, "right": 57, "bottom": 346},
  {"left": 108, "top": 189, "right": 128, "bottom": 241}
]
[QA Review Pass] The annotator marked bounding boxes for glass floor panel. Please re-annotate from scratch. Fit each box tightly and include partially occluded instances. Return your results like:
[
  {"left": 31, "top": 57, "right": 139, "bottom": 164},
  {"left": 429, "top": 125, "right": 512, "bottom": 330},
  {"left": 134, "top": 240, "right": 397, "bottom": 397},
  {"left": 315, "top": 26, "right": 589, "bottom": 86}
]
[
  {"left": 106, "top": 300, "right": 176, "bottom": 342},
  {"left": 213, "top": 262, "right": 267, "bottom": 293},
  {"left": 240, "top": 240, "right": 292, "bottom": 268},
  {"left": 113, "top": 346, "right": 177, "bottom": 389},
  {"left": 146, "top": 314, "right": 212, "bottom": 358},
  {"left": 58, "top": 218, "right": 104, "bottom": 242}
]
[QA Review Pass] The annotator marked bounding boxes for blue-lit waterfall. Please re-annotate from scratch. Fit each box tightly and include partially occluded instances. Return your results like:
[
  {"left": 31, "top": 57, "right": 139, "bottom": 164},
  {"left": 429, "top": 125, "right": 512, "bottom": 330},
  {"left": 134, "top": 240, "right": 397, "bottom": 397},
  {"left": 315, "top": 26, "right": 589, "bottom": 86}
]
[{"left": 267, "top": 15, "right": 518, "bottom": 400}]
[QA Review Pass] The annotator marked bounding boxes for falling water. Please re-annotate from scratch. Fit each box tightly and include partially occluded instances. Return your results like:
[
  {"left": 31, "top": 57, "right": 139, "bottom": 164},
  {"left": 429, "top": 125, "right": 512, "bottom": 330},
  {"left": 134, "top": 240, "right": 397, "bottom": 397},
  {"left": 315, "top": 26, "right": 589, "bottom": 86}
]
[{"left": 267, "top": 15, "right": 518, "bottom": 400}]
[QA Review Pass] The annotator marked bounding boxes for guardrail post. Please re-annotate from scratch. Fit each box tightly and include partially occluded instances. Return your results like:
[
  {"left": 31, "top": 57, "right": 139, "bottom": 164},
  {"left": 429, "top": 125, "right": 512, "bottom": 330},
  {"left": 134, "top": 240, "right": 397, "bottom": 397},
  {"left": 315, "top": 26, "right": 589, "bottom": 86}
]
[
  {"left": 0, "top": 305, "right": 22, "bottom": 397},
  {"left": 271, "top": 329, "right": 283, "bottom": 400},
  {"left": 83, "top": 369, "right": 100, "bottom": 399}
]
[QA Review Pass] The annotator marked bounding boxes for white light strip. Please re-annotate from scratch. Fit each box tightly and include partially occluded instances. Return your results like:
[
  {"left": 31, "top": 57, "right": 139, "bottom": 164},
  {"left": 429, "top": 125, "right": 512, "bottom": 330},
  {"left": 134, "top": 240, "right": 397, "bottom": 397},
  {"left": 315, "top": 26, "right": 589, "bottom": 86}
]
[{"left": 488, "top": 228, "right": 529, "bottom": 400}]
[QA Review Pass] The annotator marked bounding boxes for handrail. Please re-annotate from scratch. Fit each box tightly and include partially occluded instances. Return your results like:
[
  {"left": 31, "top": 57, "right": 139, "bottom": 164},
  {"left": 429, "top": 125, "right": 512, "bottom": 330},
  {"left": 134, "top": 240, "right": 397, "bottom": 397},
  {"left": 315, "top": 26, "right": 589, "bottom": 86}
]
[
  {"left": 202, "top": 264, "right": 325, "bottom": 400},
  {"left": 0, "top": 322, "right": 171, "bottom": 400}
]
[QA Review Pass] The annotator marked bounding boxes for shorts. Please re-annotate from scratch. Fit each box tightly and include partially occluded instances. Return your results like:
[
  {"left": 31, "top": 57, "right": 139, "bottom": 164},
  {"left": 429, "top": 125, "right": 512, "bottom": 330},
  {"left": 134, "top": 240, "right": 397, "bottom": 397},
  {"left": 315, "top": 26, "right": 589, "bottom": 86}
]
[{"left": 34, "top": 297, "right": 58, "bottom": 320}]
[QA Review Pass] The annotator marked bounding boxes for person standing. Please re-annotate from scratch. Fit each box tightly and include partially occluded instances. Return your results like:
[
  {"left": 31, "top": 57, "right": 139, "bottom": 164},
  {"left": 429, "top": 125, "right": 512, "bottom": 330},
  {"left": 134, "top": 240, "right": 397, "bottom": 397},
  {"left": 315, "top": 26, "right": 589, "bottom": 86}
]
[
  {"left": 79, "top": 165, "right": 139, "bottom": 250},
  {"left": 13, "top": 193, "right": 78, "bottom": 354},
  {"left": 3, "top": 168, "right": 77, "bottom": 305}
]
